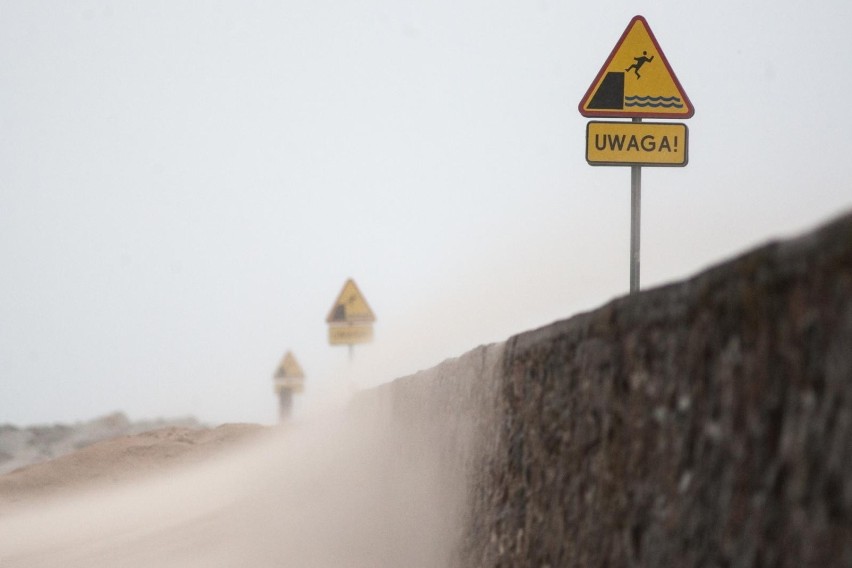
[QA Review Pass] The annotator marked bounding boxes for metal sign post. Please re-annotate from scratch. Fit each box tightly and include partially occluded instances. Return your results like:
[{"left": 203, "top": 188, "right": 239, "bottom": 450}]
[{"left": 630, "top": 118, "right": 642, "bottom": 294}]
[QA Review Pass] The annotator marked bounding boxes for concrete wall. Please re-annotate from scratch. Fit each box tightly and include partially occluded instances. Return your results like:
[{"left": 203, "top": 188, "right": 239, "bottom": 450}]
[{"left": 368, "top": 211, "right": 852, "bottom": 567}]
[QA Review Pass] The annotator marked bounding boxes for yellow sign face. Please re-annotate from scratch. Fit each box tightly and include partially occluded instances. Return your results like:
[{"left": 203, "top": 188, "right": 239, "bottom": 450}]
[
  {"left": 274, "top": 351, "right": 305, "bottom": 379},
  {"left": 326, "top": 279, "right": 376, "bottom": 324},
  {"left": 586, "top": 121, "right": 688, "bottom": 166},
  {"left": 579, "top": 16, "right": 693, "bottom": 118},
  {"left": 329, "top": 324, "right": 374, "bottom": 345}
]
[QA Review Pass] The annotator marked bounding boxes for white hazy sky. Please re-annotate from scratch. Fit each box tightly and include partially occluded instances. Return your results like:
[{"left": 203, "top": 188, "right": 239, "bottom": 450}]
[{"left": 2, "top": 1, "right": 851, "bottom": 426}]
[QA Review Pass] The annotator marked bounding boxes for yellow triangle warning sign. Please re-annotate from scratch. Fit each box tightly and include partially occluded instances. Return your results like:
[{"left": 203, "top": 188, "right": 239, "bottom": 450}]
[
  {"left": 326, "top": 279, "right": 376, "bottom": 324},
  {"left": 274, "top": 351, "right": 305, "bottom": 379},
  {"left": 579, "top": 16, "right": 694, "bottom": 119}
]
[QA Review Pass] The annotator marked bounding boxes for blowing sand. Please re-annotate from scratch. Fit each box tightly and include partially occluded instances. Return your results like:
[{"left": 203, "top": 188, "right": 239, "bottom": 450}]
[{"left": 0, "top": 396, "right": 469, "bottom": 567}]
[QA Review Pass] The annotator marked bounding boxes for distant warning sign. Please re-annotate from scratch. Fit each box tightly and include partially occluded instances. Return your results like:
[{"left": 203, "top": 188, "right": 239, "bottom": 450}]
[
  {"left": 327, "top": 279, "right": 375, "bottom": 346},
  {"left": 273, "top": 351, "right": 305, "bottom": 392},
  {"left": 326, "top": 279, "right": 376, "bottom": 324},
  {"left": 586, "top": 121, "right": 688, "bottom": 166},
  {"left": 274, "top": 351, "right": 305, "bottom": 379},
  {"left": 579, "top": 16, "right": 694, "bottom": 118}
]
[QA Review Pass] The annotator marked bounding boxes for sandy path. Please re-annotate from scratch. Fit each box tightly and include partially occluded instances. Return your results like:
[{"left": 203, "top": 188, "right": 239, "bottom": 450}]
[{"left": 0, "top": 407, "right": 467, "bottom": 568}]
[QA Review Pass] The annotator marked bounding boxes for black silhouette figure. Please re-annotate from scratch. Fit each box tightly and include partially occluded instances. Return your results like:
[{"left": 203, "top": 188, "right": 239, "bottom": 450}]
[{"left": 625, "top": 51, "right": 654, "bottom": 79}]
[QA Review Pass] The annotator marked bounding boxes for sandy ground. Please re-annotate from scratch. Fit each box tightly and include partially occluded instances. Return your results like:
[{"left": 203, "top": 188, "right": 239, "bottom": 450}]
[
  {"left": 0, "top": 413, "right": 203, "bottom": 476},
  {"left": 0, "top": 424, "right": 265, "bottom": 508},
  {"left": 0, "top": 404, "right": 467, "bottom": 568}
]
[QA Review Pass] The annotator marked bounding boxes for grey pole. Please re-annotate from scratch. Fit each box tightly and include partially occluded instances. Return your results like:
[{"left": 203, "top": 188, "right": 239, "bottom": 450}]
[{"left": 630, "top": 117, "right": 642, "bottom": 294}]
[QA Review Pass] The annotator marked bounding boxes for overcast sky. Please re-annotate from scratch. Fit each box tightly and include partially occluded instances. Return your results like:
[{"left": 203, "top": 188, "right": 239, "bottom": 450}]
[{"left": 2, "top": 0, "right": 850, "bottom": 426}]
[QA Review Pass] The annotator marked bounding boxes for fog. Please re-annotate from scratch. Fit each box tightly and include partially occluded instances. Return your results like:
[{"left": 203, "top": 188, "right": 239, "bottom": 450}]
[{"left": 3, "top": 1, "right": 852, "bottom": 427}]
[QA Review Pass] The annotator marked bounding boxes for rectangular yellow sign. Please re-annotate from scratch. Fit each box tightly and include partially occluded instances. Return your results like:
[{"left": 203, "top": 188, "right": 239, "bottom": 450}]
[
  {"left": 274, "top": 378, "right": 304, "bottom": 393},
  {"left": 586, "top": 121, "right": 688, "bottom": 166},
  {"left": 329, "top": 324, "right": 374, "bottom": 345}
]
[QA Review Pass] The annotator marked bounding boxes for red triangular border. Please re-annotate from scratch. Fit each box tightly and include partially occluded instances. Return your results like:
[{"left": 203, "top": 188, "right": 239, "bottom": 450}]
[{"left": 579, "top": 15, "right": 694, "bottom": 119}]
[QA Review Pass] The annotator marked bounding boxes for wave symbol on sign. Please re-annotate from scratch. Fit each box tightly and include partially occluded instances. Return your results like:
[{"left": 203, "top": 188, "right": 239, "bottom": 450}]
[{"left": 625, "top": 95, "right": 684, "bottom": 108}]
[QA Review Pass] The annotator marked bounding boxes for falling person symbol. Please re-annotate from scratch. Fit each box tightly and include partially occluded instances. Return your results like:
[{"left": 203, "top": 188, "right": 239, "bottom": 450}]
[{"left": 625, "top": 51, "right": 654, "bottom": 79}]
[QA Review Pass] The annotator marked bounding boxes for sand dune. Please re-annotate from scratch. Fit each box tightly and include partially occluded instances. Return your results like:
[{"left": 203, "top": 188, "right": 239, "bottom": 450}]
[
  {"left": 0, "top": 423, "right": 265, "bottom": 508},
  {"left": 0, "top": 413, "right": 203, "bottom": 476}
]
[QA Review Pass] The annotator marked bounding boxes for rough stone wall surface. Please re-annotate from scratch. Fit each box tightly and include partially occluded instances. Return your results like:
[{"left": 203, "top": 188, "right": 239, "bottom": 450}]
[
  {"left": 358, "top": 212, "right": 851, "bottom": 567},
  {"left": 463, "top": 212, "right": 852, "bottom": 567}
]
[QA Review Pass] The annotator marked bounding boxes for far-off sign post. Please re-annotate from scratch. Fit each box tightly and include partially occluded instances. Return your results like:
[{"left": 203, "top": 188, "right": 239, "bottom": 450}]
[
  {"left": 579, "top": 15, "right": 694, "bottom": 294},
  {"left": 272, "top": 351, "right": 305, "bottom": 423}
]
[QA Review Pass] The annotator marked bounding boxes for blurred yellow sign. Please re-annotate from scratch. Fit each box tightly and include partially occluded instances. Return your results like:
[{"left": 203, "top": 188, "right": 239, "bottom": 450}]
[
  {"left": 326, "top": 279, "right": 376, "bottom": 324},
  {"left": 579, "top": 16, "right": 693, "bottom": 119},
  {"left": 328, "top": 324, "right": 374, "bottom": 345},
  {"left": 586, "top": 121, "right": 688, "bottom": 166},
  {"left": 273, "top": 351, "right": 305, "bottom": 392},
  {"left": 274, "top": 379, "right": 304, "bottom": 394},
  {"left": 274, "top": 351, "right": 305, "bottom": 379}
]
